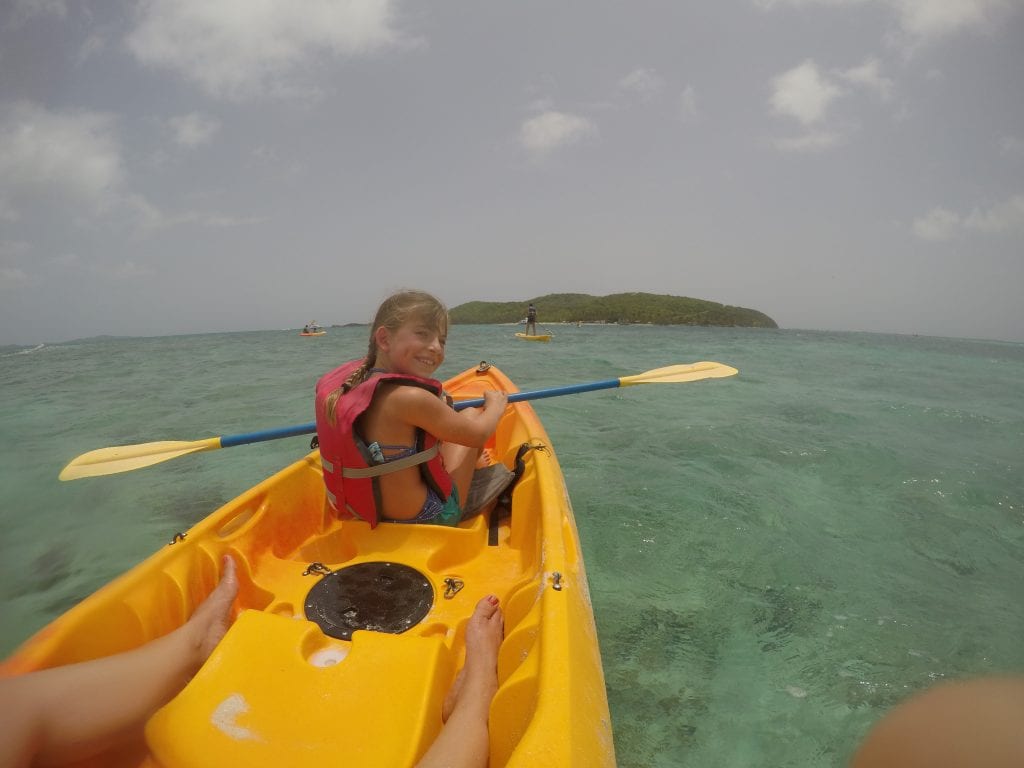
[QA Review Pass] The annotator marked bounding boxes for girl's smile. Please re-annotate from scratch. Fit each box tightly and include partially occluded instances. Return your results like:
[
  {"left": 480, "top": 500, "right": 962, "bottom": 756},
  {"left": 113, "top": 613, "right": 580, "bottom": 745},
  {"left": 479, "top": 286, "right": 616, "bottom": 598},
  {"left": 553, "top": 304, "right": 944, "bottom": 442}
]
[{"left": 377, "top": 322, "right": 446, "bottom": 377}]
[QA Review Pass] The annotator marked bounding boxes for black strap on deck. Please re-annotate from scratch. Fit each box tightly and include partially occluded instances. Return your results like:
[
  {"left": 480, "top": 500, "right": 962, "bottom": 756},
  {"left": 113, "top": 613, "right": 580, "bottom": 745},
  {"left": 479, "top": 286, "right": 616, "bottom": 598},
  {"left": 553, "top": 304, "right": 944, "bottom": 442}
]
[{"left": 488, "top": 442, "right": 536, "bottom": 547}]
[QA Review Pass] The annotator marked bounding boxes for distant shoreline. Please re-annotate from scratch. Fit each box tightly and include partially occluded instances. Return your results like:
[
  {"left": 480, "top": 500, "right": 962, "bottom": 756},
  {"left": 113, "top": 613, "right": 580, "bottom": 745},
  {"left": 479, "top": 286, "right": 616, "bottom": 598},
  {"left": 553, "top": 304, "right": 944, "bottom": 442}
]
[
  {"left": 7, "top": 325, "right": 1022, "bottom": 350},
  {"left": 450, "top": 292, "right": 779, "bottom": 329}
]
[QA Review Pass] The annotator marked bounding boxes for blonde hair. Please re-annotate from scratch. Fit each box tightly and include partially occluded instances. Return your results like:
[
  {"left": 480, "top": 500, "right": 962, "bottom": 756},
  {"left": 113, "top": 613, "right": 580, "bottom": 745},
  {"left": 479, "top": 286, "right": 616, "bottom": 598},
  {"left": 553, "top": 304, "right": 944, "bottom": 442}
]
[{"left": 322, "top": 289, "right": 448, "bottom": 426}]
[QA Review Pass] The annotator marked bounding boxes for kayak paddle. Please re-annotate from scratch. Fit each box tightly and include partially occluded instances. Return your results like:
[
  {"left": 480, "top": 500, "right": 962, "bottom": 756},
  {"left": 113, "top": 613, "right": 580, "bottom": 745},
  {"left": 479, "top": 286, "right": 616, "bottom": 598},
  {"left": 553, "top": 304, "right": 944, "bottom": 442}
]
[
  {"left": 59, "top": 361, "right": 737, "bottom": 480},
  {"left": 452, "top": 361, "right": 736, "bottom": 409}
]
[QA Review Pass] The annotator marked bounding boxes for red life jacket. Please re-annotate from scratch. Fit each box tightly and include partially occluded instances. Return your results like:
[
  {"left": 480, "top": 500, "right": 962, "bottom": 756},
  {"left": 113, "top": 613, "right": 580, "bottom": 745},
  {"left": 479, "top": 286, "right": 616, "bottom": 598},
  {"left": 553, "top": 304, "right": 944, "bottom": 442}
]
[{"left": 314, "top": 359, "right": 454, "bottom": 528}]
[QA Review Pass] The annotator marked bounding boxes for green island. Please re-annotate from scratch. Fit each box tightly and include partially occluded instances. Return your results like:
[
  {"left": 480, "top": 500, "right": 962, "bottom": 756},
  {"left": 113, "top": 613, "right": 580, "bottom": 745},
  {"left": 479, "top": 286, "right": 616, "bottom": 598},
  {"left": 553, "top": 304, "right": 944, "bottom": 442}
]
[{"left": 450, "top": 292, "right": 778, "bottom": 328}]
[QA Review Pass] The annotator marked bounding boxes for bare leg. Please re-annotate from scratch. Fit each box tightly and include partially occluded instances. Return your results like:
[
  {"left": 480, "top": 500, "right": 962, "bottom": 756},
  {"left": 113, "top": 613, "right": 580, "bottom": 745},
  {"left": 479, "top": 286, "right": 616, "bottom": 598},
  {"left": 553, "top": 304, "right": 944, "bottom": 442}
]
[
  {"left": 417, "top": 595, "right": 503, "bottom": 768},
  {"left": 850, "top": 676, "right": 1024, "bottom": 768},
  {"left": 440, "top": 441, "right": 484, "bottom": 506},
  {"left": 0, "top": 556, "right": 238, "bottom": 768}
]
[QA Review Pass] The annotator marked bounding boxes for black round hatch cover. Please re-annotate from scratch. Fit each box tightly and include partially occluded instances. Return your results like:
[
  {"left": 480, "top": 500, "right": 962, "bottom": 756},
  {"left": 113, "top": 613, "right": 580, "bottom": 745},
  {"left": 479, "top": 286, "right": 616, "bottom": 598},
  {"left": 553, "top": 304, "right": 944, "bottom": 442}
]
[{"left": 304, "top": 561, "right": 434, "bottom": 641}]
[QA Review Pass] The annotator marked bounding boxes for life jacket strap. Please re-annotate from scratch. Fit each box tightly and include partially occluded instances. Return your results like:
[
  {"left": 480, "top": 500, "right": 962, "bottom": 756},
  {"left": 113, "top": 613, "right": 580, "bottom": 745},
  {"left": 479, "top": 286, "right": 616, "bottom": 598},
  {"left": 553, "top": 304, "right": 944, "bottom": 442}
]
[{"left": 340, "top": 442, "right": 440, "bottom": 479}]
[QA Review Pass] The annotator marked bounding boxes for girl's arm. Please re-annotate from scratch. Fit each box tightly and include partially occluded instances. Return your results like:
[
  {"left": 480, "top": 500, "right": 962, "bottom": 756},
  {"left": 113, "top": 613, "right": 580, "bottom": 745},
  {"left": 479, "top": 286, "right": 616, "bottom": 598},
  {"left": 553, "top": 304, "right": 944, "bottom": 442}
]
[{"left": 388, "top": 387, "right": 507, "bottom": 448}]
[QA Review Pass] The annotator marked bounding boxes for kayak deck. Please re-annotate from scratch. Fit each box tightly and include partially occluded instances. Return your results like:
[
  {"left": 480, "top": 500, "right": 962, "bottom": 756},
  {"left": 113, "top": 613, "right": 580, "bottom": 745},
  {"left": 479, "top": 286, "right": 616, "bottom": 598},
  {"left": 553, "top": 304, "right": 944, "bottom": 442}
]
[
  {"left": 2, "top": 364, "right": 614, "bottom": 767},
  {"left": 149, "top": 497, "right": 535, "bottom": 766}
]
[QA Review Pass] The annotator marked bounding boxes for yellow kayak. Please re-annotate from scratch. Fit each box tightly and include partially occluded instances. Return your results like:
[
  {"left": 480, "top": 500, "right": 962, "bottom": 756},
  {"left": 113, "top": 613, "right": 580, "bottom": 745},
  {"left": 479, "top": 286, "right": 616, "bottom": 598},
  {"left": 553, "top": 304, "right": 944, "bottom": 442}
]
[
  {"left": 515, "top": 332, "right": 551, "bottom": 342},
  {"left": 2, "top": 363, "right": 615, "bottom": 767},
  {"left": 299, "top": 330, "right": 326, "bottom": 336}
]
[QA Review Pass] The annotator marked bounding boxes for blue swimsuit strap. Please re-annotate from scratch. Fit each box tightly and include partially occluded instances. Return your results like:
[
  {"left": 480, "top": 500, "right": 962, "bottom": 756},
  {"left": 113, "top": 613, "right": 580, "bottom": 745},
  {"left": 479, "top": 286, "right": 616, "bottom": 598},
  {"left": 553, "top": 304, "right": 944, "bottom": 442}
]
[{"left": 374, "top": 443, "right": 418, "bottom": 460}]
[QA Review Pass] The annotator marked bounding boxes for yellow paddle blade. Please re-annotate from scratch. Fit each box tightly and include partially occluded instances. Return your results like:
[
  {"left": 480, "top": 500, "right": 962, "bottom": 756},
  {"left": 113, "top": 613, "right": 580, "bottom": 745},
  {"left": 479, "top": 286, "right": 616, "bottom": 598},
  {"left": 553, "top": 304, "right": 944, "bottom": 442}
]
[
  {"left": 619, "top": 361, "right": 739, "bottom": 387},
  {"left": 59, "top": 437, "right": 222, "bottom": 481}
]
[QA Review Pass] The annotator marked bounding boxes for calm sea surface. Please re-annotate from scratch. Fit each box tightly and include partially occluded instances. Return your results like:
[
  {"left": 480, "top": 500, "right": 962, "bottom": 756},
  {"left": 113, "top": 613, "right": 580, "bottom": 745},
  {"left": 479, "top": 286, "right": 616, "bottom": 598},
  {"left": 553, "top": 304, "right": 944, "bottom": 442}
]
[{"left": 2, "top": 325, "right": 1022, "bottom": 766}]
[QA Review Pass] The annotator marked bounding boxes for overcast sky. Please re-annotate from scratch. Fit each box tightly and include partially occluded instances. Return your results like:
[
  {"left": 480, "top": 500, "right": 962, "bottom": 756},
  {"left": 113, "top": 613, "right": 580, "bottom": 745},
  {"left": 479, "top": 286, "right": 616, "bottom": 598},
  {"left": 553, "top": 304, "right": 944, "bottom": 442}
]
[{"left": 1, "top": 0, "right": 1022, "bottom": 345}]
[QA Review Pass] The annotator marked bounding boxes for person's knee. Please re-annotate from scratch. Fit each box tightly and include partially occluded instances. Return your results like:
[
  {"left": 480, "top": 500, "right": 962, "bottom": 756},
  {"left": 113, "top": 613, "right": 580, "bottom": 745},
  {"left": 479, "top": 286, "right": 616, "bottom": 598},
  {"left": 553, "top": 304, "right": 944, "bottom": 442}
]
[{"left": 851, "top": 677, "right": 1024, "bottom": 768}]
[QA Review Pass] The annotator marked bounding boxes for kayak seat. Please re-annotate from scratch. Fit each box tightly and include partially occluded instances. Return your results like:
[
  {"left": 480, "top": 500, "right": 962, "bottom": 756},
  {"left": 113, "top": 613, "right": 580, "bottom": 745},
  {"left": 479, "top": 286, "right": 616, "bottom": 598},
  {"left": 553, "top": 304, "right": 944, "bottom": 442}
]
[{"left": 464, "top": 462, "right": 515, "bottom": 517}]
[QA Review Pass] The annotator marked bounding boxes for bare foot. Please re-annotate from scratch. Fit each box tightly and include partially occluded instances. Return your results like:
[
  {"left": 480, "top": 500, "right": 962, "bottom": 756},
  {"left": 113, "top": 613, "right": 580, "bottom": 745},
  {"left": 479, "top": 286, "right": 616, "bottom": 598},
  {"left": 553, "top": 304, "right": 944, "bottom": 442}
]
[
  {"left": 186, "top": 555, "right": 239, "bottom": 661},
  {"left": 442, "top": 595, "right": 503, "bottom": 723}
]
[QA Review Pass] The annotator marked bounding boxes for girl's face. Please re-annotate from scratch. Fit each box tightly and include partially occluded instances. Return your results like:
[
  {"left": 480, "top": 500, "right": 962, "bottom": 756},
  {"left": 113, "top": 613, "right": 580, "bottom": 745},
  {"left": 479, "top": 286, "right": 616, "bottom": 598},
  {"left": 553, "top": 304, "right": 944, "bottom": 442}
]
[{"left": 376, "top": 318, "right": 446, "bottom": 378}]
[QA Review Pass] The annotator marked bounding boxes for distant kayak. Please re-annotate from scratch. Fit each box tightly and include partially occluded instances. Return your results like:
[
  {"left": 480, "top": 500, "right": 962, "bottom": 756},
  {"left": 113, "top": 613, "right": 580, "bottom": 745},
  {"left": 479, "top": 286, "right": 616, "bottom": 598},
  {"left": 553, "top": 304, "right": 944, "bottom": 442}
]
[
  {"left": 299, "top": 330, "right": 326, "bottom": 337},
  {"left": 515, "top": 333, "right": 551, "bottom": 342}
]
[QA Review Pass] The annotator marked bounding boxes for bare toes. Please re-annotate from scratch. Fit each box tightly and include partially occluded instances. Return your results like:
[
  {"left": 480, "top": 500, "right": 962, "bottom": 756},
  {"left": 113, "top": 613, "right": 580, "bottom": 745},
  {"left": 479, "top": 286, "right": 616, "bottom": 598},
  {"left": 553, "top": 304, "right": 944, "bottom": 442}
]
[
  {"left": 471, "top": 595, "right": 500, "bottom": 621},
  {"left": 192, "top": 555, "right": 239, "bottom": 659}
]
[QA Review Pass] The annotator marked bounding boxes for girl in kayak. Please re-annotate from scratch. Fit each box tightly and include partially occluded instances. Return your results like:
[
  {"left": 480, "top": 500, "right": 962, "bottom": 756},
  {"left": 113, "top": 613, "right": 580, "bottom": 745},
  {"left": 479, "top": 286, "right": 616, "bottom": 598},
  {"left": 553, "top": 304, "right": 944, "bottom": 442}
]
[{"left": 315, "top": 290, "right": 507, "bottom": 527}]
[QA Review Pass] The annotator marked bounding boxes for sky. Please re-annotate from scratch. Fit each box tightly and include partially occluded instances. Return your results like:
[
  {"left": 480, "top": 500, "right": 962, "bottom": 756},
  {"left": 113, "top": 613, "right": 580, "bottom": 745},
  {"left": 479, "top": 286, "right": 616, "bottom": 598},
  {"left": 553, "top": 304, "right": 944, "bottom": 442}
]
[{"left": 1, "top": 0, "right": 1023, "bottom": 345}]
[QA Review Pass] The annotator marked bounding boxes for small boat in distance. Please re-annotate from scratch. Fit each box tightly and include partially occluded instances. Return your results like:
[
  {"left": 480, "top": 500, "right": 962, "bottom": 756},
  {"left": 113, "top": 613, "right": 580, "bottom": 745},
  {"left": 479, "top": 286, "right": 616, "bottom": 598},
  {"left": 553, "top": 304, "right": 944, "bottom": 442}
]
[{"left": 300, "top": 321, "right": 326, "bottom": 337}]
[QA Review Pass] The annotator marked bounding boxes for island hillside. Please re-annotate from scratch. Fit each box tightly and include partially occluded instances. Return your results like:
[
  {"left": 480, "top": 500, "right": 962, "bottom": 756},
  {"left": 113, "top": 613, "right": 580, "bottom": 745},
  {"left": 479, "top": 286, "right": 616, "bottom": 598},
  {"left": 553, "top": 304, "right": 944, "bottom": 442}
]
[{"left": 450, "top": 293, "right": 778, "bottom": 328}]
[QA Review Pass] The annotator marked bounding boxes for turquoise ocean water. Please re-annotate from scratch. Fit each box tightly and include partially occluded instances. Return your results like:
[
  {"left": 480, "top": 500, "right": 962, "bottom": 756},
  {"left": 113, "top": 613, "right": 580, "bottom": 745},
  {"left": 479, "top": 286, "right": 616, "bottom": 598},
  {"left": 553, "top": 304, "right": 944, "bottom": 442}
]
[{"left": 1, "top": 325, "right": 1022, "bottom": 766}]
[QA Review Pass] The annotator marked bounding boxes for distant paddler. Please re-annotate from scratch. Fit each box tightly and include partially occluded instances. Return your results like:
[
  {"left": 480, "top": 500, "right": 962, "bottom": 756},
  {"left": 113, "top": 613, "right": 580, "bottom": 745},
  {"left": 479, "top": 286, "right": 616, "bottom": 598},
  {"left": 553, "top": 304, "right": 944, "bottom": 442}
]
[{"left": 525, "top": 303, "right": 538, "bottom": 336}]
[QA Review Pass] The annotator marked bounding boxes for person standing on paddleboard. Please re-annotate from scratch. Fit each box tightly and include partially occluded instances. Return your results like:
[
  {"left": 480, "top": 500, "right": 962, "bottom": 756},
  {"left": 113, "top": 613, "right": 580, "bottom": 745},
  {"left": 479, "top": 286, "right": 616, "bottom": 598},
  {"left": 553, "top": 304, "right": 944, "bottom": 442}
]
[{"left": 526, "top": 303, "right": 537, "bottom": 336}]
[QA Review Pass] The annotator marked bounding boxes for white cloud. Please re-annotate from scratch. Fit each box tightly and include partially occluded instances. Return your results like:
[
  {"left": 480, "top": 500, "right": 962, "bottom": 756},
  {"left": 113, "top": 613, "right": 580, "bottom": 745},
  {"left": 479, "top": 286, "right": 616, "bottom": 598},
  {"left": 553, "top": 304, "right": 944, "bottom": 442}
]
[
  {"left": 526, "top": 97, "right": 556, "bottom": 113},
  {"left": 964, "top": 194, "right": 1024, "bottom": 234},
  {"left": 0, "top": 239, "right": 32, "bottom": 260},
  {"left": 520, "top": 111, "right": 596, "bottom": 156},
  {"left": 0, "top": 102, "right": 256, "bottom": 233},
  {"left": 912, "top": 195, "right": 1024, "bottom": 240},
  {"left": 839, "top": 57, "right": 895, "bottom": 100},
  {"left": 753, "top": 0, "right": 1017, "bottom": 46},
  {"left": 78, "top": 33, "right": 108, "bottom": 64},
  {"left": 618, "top": 68, "right": 664, "bottom": 102},
  {"left": 127, "top": 0, "right": 404, "bottom": 99},
  {"left": 892, "top": 0, "right": 998, "bottom": 42},
  {"left": 753, "top": 0, "right": 861, "bottom": 6},
  {"left": 679, "top": 85, "right": 698, "bottom": 122},
  {"left": 0, "top": 102, "right": 124, "bottom": 212},
  {"left": 50, "top": 252, "right": 81, "bottom": 268},
  {"left": 0, "top": 266, "right": 30, "bottom": 288},
  {"left": 770, "top": 60, "right": 842, "bottom": 125},
  {"left": 773, "top": 130, "right": 844, "bottom": 152},
  {"left": 107, "top": 260, "right": 153, "bottom": 279},
  {"left": 1000, "top": 135, "right": 1024, "bottom": 159},
  {"left": 912, "top": 206, "right": 961, "bottom": 240},
  {"left": 124, "top": 193, "right": 261, "bottom": 232},
  {"left": 13, "top": 0, "right": 68, "bottom": 20},
  {"left": 0, "top": 197, "right": 20, "bottom": 223},
  {"left": 170, "top": 112, "right": 220, "bottom": 147},
  {"left": 0, "top": 240, "right": 32, "bottom": 290}
]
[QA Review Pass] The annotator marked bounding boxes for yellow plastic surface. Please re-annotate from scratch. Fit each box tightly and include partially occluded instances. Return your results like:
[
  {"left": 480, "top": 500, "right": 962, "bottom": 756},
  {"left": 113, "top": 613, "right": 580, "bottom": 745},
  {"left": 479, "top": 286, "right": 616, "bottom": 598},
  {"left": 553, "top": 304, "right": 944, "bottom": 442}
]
[{"left": 2, "top": 365, "right": 615, "bottom": 767}]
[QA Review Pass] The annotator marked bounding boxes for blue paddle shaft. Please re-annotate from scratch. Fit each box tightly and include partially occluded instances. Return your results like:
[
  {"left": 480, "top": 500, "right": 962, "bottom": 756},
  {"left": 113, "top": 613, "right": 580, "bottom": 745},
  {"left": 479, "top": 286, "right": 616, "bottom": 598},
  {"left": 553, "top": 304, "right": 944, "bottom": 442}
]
[
  {"left": 220, "top": 422, "right": 316, "bottom": 447},
  {"left": 216, "top": 377, "right": 622, "bottom": 448},
  {"left": 453, "top": 377, "right": 621, "bottom": 411}
]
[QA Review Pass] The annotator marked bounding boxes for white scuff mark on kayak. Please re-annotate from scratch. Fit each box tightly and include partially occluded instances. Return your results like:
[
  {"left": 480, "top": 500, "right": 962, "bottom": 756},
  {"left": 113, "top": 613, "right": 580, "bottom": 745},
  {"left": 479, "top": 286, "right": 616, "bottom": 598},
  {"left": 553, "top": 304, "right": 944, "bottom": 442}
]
[
  {"left": 785, "top": 685, "right": 808, "bottom": 698},
  {"left": 211, "top": 693, "right": 261, "bottom": 741},
  {"left": 309, "top": 645, "right": 349, "bottom": 667}
]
